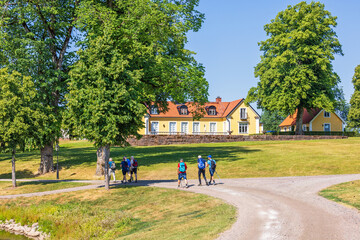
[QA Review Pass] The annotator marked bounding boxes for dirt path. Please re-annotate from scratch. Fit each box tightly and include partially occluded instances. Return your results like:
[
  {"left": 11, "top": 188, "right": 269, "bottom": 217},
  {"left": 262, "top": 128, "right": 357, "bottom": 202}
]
[{"left": 1, "top": 175, "right": 360, "bottom": 239}]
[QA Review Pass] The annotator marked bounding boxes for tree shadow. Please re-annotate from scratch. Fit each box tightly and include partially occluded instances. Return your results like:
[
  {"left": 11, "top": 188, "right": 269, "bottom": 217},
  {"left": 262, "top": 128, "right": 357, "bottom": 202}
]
[{"left": 0, "top": 169, "right": 37, "bottom": 179}]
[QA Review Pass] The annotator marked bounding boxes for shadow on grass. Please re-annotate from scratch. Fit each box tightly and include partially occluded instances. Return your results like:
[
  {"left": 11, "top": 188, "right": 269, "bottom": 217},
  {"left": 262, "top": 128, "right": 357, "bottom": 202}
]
[{"left": 0, "top": 169, "right": 37, "bottom": 179}]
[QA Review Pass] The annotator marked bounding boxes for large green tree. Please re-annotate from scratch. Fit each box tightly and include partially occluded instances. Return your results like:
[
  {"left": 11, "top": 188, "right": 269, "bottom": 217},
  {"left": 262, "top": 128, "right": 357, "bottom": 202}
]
[
  {"left": 66, "top": 0, "right": 208, "bottom": 189},
  {"left": 0, "top": 0, "right": 78, "bottom": 174},
  {"left": 348, "top": 65, "right": 360, "bottom": 130},
  {"left": 0, "top": 69, "right": 43, "bottom": 188},
  {"left": 246, "top": 1, "right": 343, "bottom": 135},
  {"left": 260, "top": 110, "right": 285, "bottom": 132}
]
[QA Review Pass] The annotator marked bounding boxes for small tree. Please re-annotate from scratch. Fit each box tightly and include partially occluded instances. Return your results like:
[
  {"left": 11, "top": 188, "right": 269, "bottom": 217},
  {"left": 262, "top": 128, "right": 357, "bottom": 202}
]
[
  {"left": 246, "top": 1, "right": 343, "bottom": 135},
  {"left": 66, "top": 0, "right": 208, "bottom": 189},
  {"left": 261, "top": 110, "right": 285, "bottom": 132},
  {"left": 348, "top": 65, "right": 360, "bottom": 130},
  {"left": 0, "top": 69, "right": 42, "bottom": 188}
]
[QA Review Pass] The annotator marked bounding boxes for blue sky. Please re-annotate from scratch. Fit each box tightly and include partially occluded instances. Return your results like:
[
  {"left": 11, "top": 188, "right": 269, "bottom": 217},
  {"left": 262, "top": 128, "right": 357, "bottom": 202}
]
[{"left": 186, "top": 0, "right": 360, "bottom": 107}]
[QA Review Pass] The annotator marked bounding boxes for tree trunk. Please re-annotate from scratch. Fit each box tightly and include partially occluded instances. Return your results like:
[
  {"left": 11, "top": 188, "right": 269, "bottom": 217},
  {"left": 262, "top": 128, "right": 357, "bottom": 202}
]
[
  {"left": 295, "top": 108, "right": 304, "bottom": 135},
  {"left": 39, "top": 143, "right": 54, "bottom": 174},
  {"left": 12, "top": 148, "right": 16, "bottom": 188},
  {"left": 96, "top": 145, "right": 110, "bottom": 190}
]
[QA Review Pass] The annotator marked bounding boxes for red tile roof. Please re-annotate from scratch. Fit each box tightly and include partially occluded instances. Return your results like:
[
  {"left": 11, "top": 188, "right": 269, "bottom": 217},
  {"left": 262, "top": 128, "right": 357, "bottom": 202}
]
[
  {"left": 149, "top": 99, "right": 244, "bottom": 118},
  {"left": 279, "top": 108, "right": 321, "bottom": 127}
]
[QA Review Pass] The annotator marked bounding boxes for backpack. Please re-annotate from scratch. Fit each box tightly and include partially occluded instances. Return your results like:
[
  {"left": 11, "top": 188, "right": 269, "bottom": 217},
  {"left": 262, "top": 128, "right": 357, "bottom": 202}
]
[
  {"left": 179, "top": 162, "right": 186, "bottom": 172},
  {"left": 132, "top": 159, "right": 138, "bottom": 168},
  {"left": 210, "top": 159, "right": 216, "bottom": 170},
  {"left": 111, "top": 162, "right": 116, "bottom": 170},
  {"left": 198, "top": 159, "right": 205, "bottom": 169}
]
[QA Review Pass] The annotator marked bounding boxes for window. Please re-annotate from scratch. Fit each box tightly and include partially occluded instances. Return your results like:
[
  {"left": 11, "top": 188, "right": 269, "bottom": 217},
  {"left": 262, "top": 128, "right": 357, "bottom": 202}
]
[
  {"left": 210, "top": 123, "right": 217, "bottom": 134},
  {"left": 284, "top": 127, "right": 287, "bottom": 132},
  {"left": 151, "top": 122, "right": 159, "bottom": 134},
  {"left": 193, "top": 122, "right": 200, "bottom": 134},
  {"left": 239, "top": 123, "right": 248, "bottom": 134},
  {"left": 324, "top": 111, "right": 330, "bottom": 118},
  {"left": 240, "top": 108, "right": 247, "bottom": 119},
  {"left": 324, "top": 123, "right": 331, "bottom": 132},
  {"left": 169, "top": 122, "right": 176, "bottom": 135},
  {"left": 303, "top": 125, "right": 307, "bottom": 132},
  {"left": 150, "top": 105, "right": 158, "bottom": 115},
  {"left": 179, "top": 105, "right": 188, "bottom": 115},
  {"left": 207, "top": 106, "right": 217, "bottom": 115},
  {"left": 181, "top": 122, "right": 188, "bottom": 134}
]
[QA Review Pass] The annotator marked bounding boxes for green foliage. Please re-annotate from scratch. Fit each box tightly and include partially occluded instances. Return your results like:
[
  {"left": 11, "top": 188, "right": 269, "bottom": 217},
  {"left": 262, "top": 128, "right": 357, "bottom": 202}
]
[
  {"left": 0, "top": 69, "right": 43, "bottom": 151},
  {"left": 247, "top": 1, "right": 343, "bottom": 128},
  {"left": 0, "top": 0, "right": 79, "bottom": 147},
  {"left": 66, "top": 0, "right": 208, "bottom": 148},
  {"left": 348, "top": 65, "right": 360, "bottom": 130},
  {"left": 260, "top": 110, "right": 285, "bottom": 131}
]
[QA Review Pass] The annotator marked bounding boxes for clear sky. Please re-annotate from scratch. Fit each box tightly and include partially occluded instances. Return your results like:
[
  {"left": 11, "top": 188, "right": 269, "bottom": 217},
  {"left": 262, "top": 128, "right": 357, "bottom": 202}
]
[{"left": 186, "top": 0, "right": 360, "bottom": 107}]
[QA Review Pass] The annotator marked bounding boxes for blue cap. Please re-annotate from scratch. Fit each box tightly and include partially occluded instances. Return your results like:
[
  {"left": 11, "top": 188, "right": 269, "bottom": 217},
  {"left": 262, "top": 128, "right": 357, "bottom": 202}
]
[{"left": 208, "top": 155, "right": 212, "bottom": 158}]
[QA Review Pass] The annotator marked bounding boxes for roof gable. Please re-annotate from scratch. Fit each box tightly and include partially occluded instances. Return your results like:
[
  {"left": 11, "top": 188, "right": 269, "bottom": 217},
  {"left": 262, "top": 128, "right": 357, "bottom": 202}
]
[{"left": 279, "top": 108, "right": 321, "bottom": 127}]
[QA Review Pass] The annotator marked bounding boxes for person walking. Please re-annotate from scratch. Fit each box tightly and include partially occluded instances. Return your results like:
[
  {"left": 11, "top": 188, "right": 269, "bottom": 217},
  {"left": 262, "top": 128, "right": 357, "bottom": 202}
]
[
  {"left": 121, "top": 157, "right": 129, "bottom": 183},
  {"left": 108, "top": 158, "right": 116, "bottom": 182},
  {"left": 130, "top": 156, "right": 138, "bottom": 183},
  {"left": 197, "top": 155, "right": 208, "bottom": 186},
  {"left": 207, "top": 155, "right": 216, "bottom": 185},
  {"left": 126, "top": 157, "right": 132, "bottom": 182},
  {"left": 177, "top": 159, "right": 188, "bottom": 188}
]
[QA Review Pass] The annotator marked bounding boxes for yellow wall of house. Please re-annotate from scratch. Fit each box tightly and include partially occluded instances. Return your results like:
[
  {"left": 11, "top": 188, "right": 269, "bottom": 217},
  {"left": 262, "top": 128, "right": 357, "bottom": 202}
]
[
  {"left": 311, "top": 111, "right": 343, "bottom": 131},
  {"left": 148, "top": 117, "right": 227, "bottom": 134},
  {"left": 228, "top": 102, "right": 259, "bottom": 135}
]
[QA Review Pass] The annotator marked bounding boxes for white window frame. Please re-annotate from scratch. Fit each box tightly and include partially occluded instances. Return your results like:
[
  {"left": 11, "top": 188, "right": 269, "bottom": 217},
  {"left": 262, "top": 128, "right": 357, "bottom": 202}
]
[
  {"left": 209, "top": 122, "right": 217, "bottom": 134},
  {"left": 240, "top": 108, "right": 247, "bottom": 119},
  {"left": 238, "top": 123, "right": 248, "bottom": 134},
  {"left": 193, "top": 122, "right": 200, "bottom": 134},
  {"left": 324, "top": 111, "right": 331, "bottom": 118},
  {"left": 180, "top": 106, "right": 188, "bottom": 115},
  {"left": 151, "top": 121, "right": 159, "bottom": 134},
  {"left": 302, "top": 124, "right": 307, "bottom": 132},
  {"left": 284, "top": 127, "right": 287, "bottom": 132},
  {"left": 208, "top": 107, "right": 216, "bottom": 115},
  {"left": 181, "top": 122, "right": 189, "bottom": 134},
  {"left": 169, "top": 122, "right": 177, "bottom": 135},
  {"left": 150, "top": 106, "right": 158, "bottom": 115},
  {"left": 324, "top": 123, "right": 331, "bottom": 132}
]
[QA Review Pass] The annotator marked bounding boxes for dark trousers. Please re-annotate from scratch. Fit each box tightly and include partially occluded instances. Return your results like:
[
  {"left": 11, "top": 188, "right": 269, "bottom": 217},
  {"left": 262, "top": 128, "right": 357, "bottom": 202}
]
[{"left": 198, "top": 168, "right": 207, "bottom": 184}]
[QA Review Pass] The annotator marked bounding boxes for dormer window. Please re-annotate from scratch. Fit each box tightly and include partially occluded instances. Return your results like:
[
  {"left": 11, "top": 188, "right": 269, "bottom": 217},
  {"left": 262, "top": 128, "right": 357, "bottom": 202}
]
[
  {"left": 179, "top": 105, "right": 188, "bottom": 115},
  {"left": 150, "top": 105, "right": 158, "bottom": 115},
  {"left": 207, "top": 106, "right": 217, "bottom": 115}
]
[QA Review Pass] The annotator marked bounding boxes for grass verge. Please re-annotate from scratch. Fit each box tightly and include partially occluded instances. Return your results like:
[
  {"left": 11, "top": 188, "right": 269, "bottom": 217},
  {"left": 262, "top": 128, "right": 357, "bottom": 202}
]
[
  {"left": 0, "top": 181, "right": 89, "bottom": 196},
  {"left": 0, "top": 137, "right": 359, "bottom": 180},
  {"left": 0, "top": 186, "right": 236, "bottom": 240},
  {"left": 319, "top": 180, "right": 360, "bottom": 210}
]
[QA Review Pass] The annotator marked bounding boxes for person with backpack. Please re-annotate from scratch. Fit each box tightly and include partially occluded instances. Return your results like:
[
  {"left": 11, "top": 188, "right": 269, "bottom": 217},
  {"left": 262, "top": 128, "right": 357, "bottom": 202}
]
[
  {"left": 126, "top": 157, "right": 132, "bottom": 182},
  {"left": 108, "top": 158, "right": 116, "bottom": 182},
  {"left": 197, "top": 155, "right": 208, "bottom": 186},
  {"left": 121, "top": 156, "right": 129, "bottom": 183},
  {"left": 207, "top": 155, "right": 216, "bottom": 185},
  {"left": 130, "top": 156, "right": 138, "bottom": 183},
  {"left": 177, "top": 159, "right": 188, "bottom": 188}
]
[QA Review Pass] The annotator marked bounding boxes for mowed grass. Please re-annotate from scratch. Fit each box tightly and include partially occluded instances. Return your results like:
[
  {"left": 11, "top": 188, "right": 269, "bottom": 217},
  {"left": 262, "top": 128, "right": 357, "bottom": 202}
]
[
  {"left": 0, "top": 186, "right": 236, "bottom": 240},
  {"left": 0, "top": 181, "right": 89, "bottom": 196},
  {"left": 319, "top": 180, "right": 360, "bottom": 210},
  {"left": 0, "top": 138, "right": 359, "bottom": 181}
]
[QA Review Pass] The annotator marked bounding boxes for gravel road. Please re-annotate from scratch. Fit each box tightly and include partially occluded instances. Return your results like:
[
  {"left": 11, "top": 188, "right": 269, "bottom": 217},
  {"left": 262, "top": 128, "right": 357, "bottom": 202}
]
[
  {"left": 148, "top": 174, "right": 360, "bottom": 240},
  {"left": 1, "top": 174, "right": 360, "bottom": 239}
]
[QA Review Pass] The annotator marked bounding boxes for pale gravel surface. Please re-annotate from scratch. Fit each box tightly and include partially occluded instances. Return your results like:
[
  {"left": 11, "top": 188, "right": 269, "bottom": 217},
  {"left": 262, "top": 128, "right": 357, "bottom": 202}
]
[{"left": 1, "top": 174, "right": 360, "bottom": 239}]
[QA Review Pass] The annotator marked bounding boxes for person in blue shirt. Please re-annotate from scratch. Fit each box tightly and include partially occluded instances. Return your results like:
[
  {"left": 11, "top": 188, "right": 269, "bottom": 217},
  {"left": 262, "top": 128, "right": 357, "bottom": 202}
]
[
  {"left": 197, "top": 155, "right": 208, "bottom": 186},
  {"left": 121, "top": 157, "right": 129, "bottom": 183},
  {"left": 108, "top": 158, "right": 116, "bottom": 182},
  {"left": 207, "top": 155, "right": 216, "bottom": 185}
]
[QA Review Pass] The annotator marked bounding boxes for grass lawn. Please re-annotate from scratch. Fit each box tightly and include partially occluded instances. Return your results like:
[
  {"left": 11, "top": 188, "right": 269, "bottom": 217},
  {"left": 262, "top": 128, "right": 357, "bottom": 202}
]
[
  {"left": 0, "top": 181, "right": 89, "bottom": 196},
  {"left": 319, "top": 180, "right": 360, "bottom": 210},
  {"left": 0, "top": 186, "right": 236, "bottom": 240},
  {"left": 0, "top": 137, "right": 359, "bottom": 181}
]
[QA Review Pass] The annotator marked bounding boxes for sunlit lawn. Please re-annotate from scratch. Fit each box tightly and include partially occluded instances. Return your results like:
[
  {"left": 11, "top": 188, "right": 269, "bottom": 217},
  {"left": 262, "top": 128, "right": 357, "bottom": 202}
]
[
  {"left": 0, "top": 186, "right": 236, "bottom": 240},
  {"left": 0, "top": 138, "right": 359, "bottom": 181}
]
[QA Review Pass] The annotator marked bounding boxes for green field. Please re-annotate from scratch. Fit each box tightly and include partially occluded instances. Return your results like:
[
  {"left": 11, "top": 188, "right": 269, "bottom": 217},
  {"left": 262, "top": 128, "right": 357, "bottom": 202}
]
[
  {"left": 320, "top": 180, "right": 360, "bottom": 210},
  {"left": 0, "top": 186, "right": 236, "bottom": 240},
  {"left": 0, "top": 138, "right": 359, "bottom": 181},
  {"left": 0, "top": 181, "right": 89, "bottom": 195}
]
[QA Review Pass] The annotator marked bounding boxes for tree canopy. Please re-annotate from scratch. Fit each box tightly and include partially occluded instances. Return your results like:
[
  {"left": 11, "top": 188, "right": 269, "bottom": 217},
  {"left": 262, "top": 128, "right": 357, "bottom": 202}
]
[
  {"left": 348, "top": 65, "right": 360, "bottom": 130},
  {"left": 260, "top": 110, "right": 285, "bottom": 132},
  {"left": 246, "top": 1, "right": 343, "bottom": 134}
]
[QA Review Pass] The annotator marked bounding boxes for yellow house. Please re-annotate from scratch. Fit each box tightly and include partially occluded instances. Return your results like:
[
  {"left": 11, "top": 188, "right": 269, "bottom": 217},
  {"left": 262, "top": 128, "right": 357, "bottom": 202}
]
[
  {"left": 139, "top": 97, "right": 261, "bottom": 135},
  {"left": 279, "top": 108, "right": 345, "bottom": 132}
]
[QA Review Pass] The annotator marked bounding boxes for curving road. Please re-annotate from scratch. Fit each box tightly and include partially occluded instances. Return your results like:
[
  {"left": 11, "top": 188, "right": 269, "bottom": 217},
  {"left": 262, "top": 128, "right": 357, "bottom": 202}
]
[{"left": 2, "top": 174, "right": 360, "bottom": 239}]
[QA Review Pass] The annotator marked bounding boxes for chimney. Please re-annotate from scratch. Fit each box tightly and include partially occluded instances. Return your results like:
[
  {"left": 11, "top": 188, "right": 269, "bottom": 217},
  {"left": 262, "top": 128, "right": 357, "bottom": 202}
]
[{"left": 216, "top": 96, "right": 222, "bottom": 103}]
